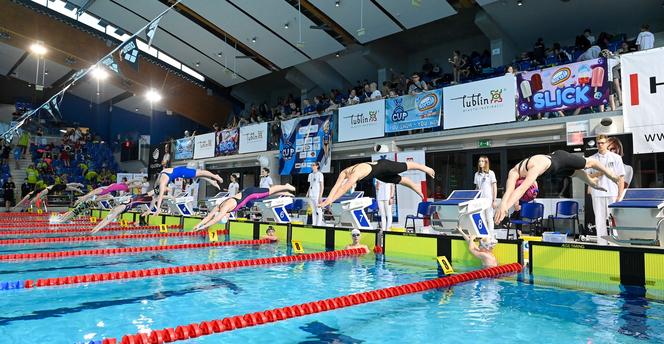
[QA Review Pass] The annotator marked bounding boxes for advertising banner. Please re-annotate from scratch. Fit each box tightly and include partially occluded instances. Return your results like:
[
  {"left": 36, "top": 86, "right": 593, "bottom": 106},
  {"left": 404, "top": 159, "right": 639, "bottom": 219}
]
[
  {"left": 517, "top": 58, "right": 609, "bottom": 116},
  {"left": 239, "top": 122, "right": 268, "bottom": 154},
  {"left": 620, "top": 47, "right": 664, "bottom": 154},
  {"left": 338, "top": 99, "right": 385, "bottom": 142},
  {"left": 279, "top": 114, "right": 333, "bottom": 175},
  {"left": 174, "top": 137, "right": 194, "bottom": 160},
  {"left": 443, "top": 75, "right": 516, "bottom": 129},
  {"left": 215, "top": 128, "right": 239, "bottom": 156},
  {"left": 148, "top": 142, "right": 170, "bottom": 181},
  {"left": 193, "top": 132, "right": 215, "bottom": 159},
  {"left": 385, "top": 89, "right": 442, "bottom": 133}
]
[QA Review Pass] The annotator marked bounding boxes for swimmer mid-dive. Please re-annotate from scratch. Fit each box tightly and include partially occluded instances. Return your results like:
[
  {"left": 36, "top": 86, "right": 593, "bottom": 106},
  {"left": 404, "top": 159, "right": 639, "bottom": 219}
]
[
  {"left": 318, "top": 159, "right": 434, "bottom": 208},
  {"left": 13, "top": 183, "right": 84, "bottom": 211},
  {"left": 494, "top": 150, "right": 620, "bottom": 224},
  {"left": 152, "top": 166, "right": 224, "bottom": 217},
  {"left": 75, "top": 179, "right": 143, "bottom": 206},
  {"left": 192, "top": 184, "right": 296, "bottom": 231},
  {"left": 456, "top": 227, "right": 497, "bottom": 268},
  {"left": 90, "top": 191, "right": 173, "bottom": 233}
]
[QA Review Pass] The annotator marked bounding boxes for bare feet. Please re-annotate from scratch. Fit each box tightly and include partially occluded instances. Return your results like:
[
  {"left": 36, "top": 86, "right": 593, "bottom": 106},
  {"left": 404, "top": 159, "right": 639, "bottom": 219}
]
[
  {"left": 414, "top": 186, "right": 424, "bottom": 200},
  {"left": 588, "top": 177, "right": 608, "bottom": 192},
  {"left": 285, "top": 183, "right": 296, "bottom": 192},
  {"left": 210, "top": 180, "right": 221, "bottom": 190},
  {"left": 424, "top": 166, "right": 435, "bottom": 179}
]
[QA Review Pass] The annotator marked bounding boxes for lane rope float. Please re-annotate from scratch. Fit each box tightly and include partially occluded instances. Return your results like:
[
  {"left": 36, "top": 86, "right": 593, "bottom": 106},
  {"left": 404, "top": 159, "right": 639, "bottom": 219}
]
[
  {"left": 0, "top": 230, "right": 224, "bottom": 246},
  {"left": 0, "top": 225, "right": 181, "bottom": 236}
]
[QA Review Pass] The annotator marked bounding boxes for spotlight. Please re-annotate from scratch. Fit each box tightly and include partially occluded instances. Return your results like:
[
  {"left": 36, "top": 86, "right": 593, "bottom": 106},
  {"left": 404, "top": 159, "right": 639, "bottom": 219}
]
[
  {"left": 30, "top": 42, "right": 47, "bottom": 55},
  {"left": 44, "top": 70, "right": 49, "bottom": 75},
  {"left": 284, "top": 22, "right": 289, "bottom": 29},
  {"left": 217, "top": 52, "right": 222, "bottom": 57},
  {"left": 335, "top": 1, "right": 340, "bottom": 7},
  {"left": 135, "top": 108, "right": 139, "bottom": 112},
  {"left": 145, "top": 89, "right": 162, "bottom": 102},
  {"left": 195, "top": 61, "right": 200, "bottom": 67},
  {"left": 516, "top": 0, "right": 523, "bottom": 6},
  {"left": 251, "top": 37, "right": 256, "bottom": 43},
  {"left": 90, "top": 65, "right": 109, "bottom": 80},
  {"left": 335, "top": 52, "right": 340, "bottom": 57}
]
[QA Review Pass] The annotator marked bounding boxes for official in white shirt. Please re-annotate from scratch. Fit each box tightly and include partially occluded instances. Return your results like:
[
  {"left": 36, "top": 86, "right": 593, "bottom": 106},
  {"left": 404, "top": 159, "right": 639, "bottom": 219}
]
[
  {"left": 227, "top": 174, "right": 240, "bottom": 196},
  {"left": 307, "top": 162, "right": 324, "bottom": 226},
  {"left": 636, "top": 24, "right": 655, "bottom": 51},
  {"left": 259, "top": 167, "right": 273, "bottom": 188},
  {"left": 587, "top": 135, "right": 625, "bottom": 245},
  {"left": 474, "top": 156, "right": 497, "bottom": 233},
  {"left": 375, "top": 179, "right": 394, "bottom": 231},
  {"left": 141, "top": 177, "right": 150, "bottom": 194}
]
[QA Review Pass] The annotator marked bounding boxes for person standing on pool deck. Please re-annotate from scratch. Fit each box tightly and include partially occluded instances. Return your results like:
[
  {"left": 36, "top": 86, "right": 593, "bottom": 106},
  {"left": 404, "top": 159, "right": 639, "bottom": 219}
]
[
  {"left": 259, "top": 167, "right": 273, "bottom": 188},
  {"left": 193, "top": 184, "right": 296, "bottom": 231},
  {"left": 474, "top": 156, "right": 497, "bottom": 234},
  {"left": 375, "top": 179, "right": 394, "bottom": 231},
  {"left": 494, "top": 150, "right": 620, "bottom": 224},
  {"left": 345, "top": 229, "right": 370, "bottom": 253},
  {"left": 319, "top": 159, "right": 435, "bottom": 208},
  {"left": 152, "top": 166, "right": 224, "bottom": 217},
  {"left": 307, "top": 162, "right": 324, "bottom": 226},
  {"left": 587, "top": 135, "right": 625, "bottom": 245},
  {"left": 227, "top": 174, "right": 240, "bottom": 196},
  {"left": 456, "top": 228, "right": 498, "bottom": 268}
]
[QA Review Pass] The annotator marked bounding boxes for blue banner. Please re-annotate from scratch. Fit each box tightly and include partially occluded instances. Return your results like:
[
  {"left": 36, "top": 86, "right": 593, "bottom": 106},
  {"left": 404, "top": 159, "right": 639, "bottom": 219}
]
[
  {"left": 216, "top": 128, "right": 238, "bottom": 156},
  {"left": 279, "top": 114, "right": 333, "bottom": 175},
  {"left": 174, "top": 137, "right": 194, "bottom": 160},
  {"left": 385, "top": 89, "right": 443, "bottom": 133}
]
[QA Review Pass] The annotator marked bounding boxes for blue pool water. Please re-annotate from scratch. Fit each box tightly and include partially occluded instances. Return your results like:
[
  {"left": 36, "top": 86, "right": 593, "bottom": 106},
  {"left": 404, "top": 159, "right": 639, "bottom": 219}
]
[{"left": 1, "top": 233, "right": 663, "bottom": 343}]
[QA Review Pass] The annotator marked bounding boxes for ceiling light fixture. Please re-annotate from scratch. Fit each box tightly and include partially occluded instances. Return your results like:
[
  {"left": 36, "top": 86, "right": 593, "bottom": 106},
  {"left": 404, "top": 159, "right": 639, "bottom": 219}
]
[
  {"left": 195, "top": 61, "right": 200, "bottom": 67},
  {"left": 335, "top": 52, "right": 340, "bottom": 57},
  {"left": 145, "top": 89, "right": 162, "bottom": 102},
  {"left": 217, "top": 52, "right": 222, "bottom": 57},
  {"left": 517, "top": 0, "right": 523, "bottom": 6},
  {"left": 284, "top": 22, "right": 289, "bottom": 29},
  {"left": 30, "top": 42, "right": 47, "bottom": 55},
  {"left": 335, "top": 1, "right": 340, "bottom": 7},
  {"left": 251, "top": 37, "right": 257, "bottom": 43},
  {"left": 90, "top": 65, "right": 109, "bottom": 80}
]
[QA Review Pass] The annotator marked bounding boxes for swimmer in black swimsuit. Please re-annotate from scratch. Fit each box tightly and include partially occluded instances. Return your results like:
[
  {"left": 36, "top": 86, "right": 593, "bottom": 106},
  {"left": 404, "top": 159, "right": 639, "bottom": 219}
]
[
  {"left": 319, "top": 159, "right": 435, "bottom": 207},
  {"left": 494, "top": 150, "right": 620, "bottom": 224},
  {"left": 91, "top": 191, "right": 165, "bottom": 233},
  {"left": 13, "top": 183, "right": 84, "bottom": 211}
]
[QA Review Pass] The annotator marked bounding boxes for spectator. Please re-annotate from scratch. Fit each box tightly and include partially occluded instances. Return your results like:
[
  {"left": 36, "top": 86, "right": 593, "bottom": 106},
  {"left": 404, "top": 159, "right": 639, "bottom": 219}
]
[
  {"left": 288, "top": 102, "right": 301, "bottom": 118},
  {"left": 602, "top": 49, "right": 620, "bottom": 111},
  {"left": 259, "top": 167, "right": 273, "bottom": 188},
  {"left": 369, "top": 82, "right": 382, "bottom": 101},
  {"left": 59, "top": 145, "right": 71, "bottom": 167},
  {"left": 361, "top": 84, "right": 372, "bottom": 102},
  {"left": 17, "top": 130, "right": 30, "bottom": 158},
  {"left": 21, "top": 178, "right": 31, "bottom": 198},
  {"left": 448, "top": 50, "right": 462, "bottom": 83},
  {"left": 422, "top": 58, "right": 433, "bottom": 75},
  {"left": 381, "top": 82, "right": 391, "bottom": 97},
  {"left": 228, "top": 174, "right": 240, "bottom": 196},
  {"left": 583, "top": 28, "right": 595, "bottom": 44},
  {"left": 346, "top": 89, "right": 360, "bottom": 106},
  {"left": 636, "top": 24, "right": 654, "bottom": 51},
  {"left": 141, "top": 176, "right": 150, "bottom": 194},
  {"left": 302, "top": 99, "right": 316, "bottom": 115},
  {"left": 552, "top": 43, "right": 571, "bottom": 64},
  {"left": 388, "top": 89, "right": 399, "bottom": 98},
  {"left": 533, "top": 38, "right": 546, "bottom": 64},
  {"left": 576, "top": 38, "right": 601, "bottom": 61},
  {"left": 408, "top": 73, "right": 428, "bottom": 95},
  {"left": 0, "top": 140, "right": 10, "bottom": 166},
  {"left": 3, "top": 177, "right": 15, "bottom": 211}
]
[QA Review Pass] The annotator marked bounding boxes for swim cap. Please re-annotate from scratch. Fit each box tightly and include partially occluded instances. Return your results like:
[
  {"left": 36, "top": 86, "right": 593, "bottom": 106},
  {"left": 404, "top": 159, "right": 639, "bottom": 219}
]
[
  {"left": 516, "top": 178, "right": 539, "bottom": 202},
  {"left": 479, "top": 238, "right": 498, "bottom": 250}
]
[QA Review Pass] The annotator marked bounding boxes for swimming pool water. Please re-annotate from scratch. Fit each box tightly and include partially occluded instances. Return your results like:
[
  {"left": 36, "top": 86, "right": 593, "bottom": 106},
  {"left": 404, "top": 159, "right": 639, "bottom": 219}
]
[{"left": 1, "top": 236, "right": 663, "bottom": 343}]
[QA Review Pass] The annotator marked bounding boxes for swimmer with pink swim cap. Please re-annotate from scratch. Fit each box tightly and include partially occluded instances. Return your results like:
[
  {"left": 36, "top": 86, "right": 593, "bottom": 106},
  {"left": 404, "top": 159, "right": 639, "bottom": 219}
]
[{"left": 75, "top": 178, "right": 143, "bottom": 206}]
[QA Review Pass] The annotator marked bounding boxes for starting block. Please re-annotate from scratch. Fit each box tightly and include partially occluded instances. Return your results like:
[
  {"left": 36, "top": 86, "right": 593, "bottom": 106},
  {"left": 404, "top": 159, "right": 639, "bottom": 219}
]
[
  {"left": 431, "top": 190, "right": 492, "bottom": 237},
  {"left": 99, "top": 200, "right": 113, "bottom": 209},
  {"left": 165, "top": 195, "right": 196, "bottom": 216},
  {"left": 607, "top": 188, "right": 664, "bottom": 247},
  {"left": 329, "top": 192, "right": 373, "bottom": 230},
  {"left": 255, "top": 197, "right": 292, "bottom": 223},
  {"left": 205, "top": 192, "right": 230, "bottom": 210}
]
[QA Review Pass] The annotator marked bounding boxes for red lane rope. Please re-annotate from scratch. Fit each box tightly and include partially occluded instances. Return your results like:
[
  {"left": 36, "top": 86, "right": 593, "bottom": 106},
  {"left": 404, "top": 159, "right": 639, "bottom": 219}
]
[
  {"left": 0, "top": 239, "right": 270, "bottom": 261},
  {"left": 23, "top": 248, "right": 366, "bottom": 289},
  {"left": 0, "top": 231, "right": 220, "bottom": 246},
  {"left": 0, "top": 221, "right": 128, "bottom": 229},
  {"left": 107, "top": 263, "right": 523, "bottom": 344},
  {"left": 0, "top": 225, "right": 181, "bottom": 236}
]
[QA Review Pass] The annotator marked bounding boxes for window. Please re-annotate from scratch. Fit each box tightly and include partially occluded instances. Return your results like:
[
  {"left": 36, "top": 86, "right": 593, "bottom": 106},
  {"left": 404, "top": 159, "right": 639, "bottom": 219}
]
[
  {"left": 157, "top": 51, "right": 181, "bottom": 69},
  {"left": 181, "top": 65, "right": 205, "bottom": 81},
  {"left": 47, "top": 0, "right": 77, "bottom": 19},
  {"left": 78, "top": 12, "right": 106, "bottom": 33}
]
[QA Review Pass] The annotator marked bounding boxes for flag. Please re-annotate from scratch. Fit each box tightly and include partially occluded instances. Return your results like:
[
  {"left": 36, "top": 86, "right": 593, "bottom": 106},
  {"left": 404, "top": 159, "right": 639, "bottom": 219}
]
[
  {"left": 119, "top": 37, "right": 140, "bottom": 71},
  {"left": 146, "top": 16, "right": 162, "bottom": 48},
  {"left": 101, "top": 55, "right": 120, "bottom": 75}
]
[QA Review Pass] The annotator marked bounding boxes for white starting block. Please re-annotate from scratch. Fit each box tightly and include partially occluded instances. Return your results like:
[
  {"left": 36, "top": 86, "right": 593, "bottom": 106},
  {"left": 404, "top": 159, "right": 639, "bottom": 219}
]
[
  {"left": 99, "top": 200, "right": 113, "bottom": 209},
  {"left": 255, "top": 196, "right": 292, "bottom": 223},
  {"left": 431, "top": 190, "right": 492, "bottom": 237},
  {"left": 205, "top": 192, "right": 230, "bottom": 210},
  {"left": 329, "top": 192, "right": 373, "bottom": 230},
  {"left": 164, "top": 195, "right": 196, "bottom": 216},
  {"left": 606, "top": 188, "right": 664, "bottom": 247}
]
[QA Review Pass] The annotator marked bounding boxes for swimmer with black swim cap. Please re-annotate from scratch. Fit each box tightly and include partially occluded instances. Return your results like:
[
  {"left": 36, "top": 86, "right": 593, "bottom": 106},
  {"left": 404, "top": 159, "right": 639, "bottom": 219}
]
[
  {"left": 192, "top": 184, "right": 296, "bottom": 231},
  {"left": 319, "top": 159, "right": 435, "bottom": 208},
  {"left": 494, "top": 150, "right": 620, "bottom": 224}
]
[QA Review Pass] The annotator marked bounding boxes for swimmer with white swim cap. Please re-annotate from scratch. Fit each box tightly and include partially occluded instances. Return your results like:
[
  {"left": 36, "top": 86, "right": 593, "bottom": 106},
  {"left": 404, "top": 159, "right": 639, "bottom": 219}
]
[
  {"left": 345, "top": 229, "right": 370, "bottom": 253},
  {"left": 192, "top": 184, "right": 296, "bottom": 231},
  {"left": 456, "top": 227, "right": 498, "bottom": 268}
]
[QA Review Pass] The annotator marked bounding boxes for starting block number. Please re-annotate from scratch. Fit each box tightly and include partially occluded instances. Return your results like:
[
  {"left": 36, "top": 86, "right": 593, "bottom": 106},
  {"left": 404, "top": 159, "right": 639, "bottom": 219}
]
[
  {"left": 437, "top": 256, "right": 455, "bottom": 275},
  {"left": 291, "top": 240, "right": 304, "bottom": 254},
  {"left": 208, "top": 229, "right": 219, "bottom": 242},
  {"left": 159, "top": 224, "right": 168, "bottom": 233},
  {"left": 37, "top": 209, "right": 43, "bottom": 214},
  {"left": 90, "top": 216, "right": 97, "bottom": 223},
  {"left": 120, "top": 219, "right": 129, "bottom": 227}
]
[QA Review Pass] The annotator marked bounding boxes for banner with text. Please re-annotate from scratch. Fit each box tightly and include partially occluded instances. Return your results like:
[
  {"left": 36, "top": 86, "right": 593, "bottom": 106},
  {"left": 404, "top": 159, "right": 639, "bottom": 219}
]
[
  {"left": 385, "top": 89, "right": 442, "bottom": 133},
  {"left": 517, "top": 58, "right": 609, "bottom": 116},
  {"left": 193, "top": 132, "right": 215, "bottom": 159},
  {"left": 239, "top": 122, "right": 268, "bottom": 154},
  {"left": 174, "top": 137, "right": 194, "bottom": 160},
  {"left": 148, "top": 142, "right": 169, "bottom": 181},
  {"left": 279, "top": 114, "right": 333, "bottom": 175},
  {"left": 443, "top": 75, "right": 516, "bottom": 129},
  {"left": 338, "top": 99, "right": 385, "bottom": 142},
  {"left": 620, "top": 47, "right": 664, "bottom": 154},
  {"left": 215, "top": 128, "right": 239, "bottom": 156}
]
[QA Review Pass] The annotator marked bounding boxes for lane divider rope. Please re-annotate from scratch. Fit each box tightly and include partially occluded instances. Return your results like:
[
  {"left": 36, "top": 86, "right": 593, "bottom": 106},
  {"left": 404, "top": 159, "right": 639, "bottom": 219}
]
[
  {"left": 0, "top": 239, "right": 270, "bottom": 261},
  {"left": 0, "top": 230, "right": 220, "bottom": 246},
  {"left": 100, "top": 263, "right": 523, "bottom": 344},
  {"left": 0, "top": 225, "right": 181, "bottom": 236},
  {"left": 6, "top": 248, "right": 366, "bottom": 290}
]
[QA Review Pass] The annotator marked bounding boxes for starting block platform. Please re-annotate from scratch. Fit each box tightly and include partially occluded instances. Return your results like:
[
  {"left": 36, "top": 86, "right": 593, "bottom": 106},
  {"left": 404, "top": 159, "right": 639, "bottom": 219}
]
[
  {"left": 164, "top": 195, "right": 196, "bottom": 216},
  {"left": 607, "top": 188, "right": 664, "bottom": 247},
  {"left": 431, "top": 190, "right": 492, "bottom": 237},
  {"left": 328, "top": 192, "right": 373, "bottom": 230},
  {"left": 255, "top": 196, "right": 292, "bottom": 223}
]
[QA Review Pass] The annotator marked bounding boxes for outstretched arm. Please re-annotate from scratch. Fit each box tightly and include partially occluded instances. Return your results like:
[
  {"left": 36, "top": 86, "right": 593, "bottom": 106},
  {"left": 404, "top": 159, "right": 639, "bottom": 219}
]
[
  {"left": 456, "top": 228, "right": 481, "bottom": 258},
  {"left": 91, "top": 205, "right": 126, "bottom": 233}
]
